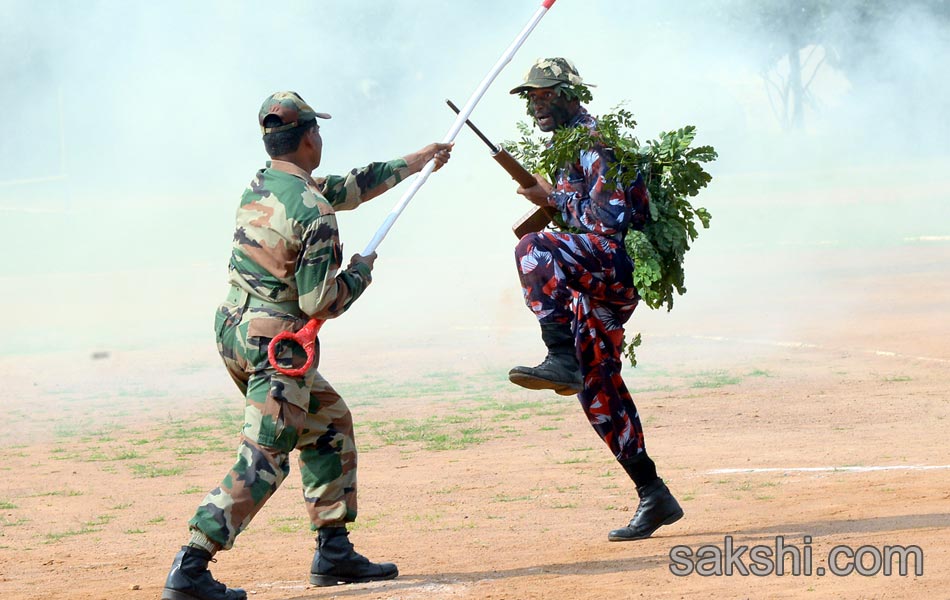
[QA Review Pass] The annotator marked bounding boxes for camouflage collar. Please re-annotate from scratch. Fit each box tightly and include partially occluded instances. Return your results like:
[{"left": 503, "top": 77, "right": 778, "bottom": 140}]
[{"left": 266, "top": 159, "right": 318, "bottom": 187}]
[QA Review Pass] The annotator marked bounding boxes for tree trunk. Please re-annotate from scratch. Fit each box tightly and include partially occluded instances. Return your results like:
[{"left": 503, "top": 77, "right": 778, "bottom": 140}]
[{"left": 787, "top": 36, "right": 805, "bottom": 130}]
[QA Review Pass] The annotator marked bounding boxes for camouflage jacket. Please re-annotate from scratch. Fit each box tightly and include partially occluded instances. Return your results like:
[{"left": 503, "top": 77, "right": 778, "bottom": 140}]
[
  {"left": 227, "top": 158, "right": 411, "bottom": 319},
  {"left": 548, "top": 107, "right": 630, "bottom": 238}
]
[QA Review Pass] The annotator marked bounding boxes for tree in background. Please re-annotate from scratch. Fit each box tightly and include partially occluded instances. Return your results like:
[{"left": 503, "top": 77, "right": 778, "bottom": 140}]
[{"left": 719, "top": 0, "right": 950, "bottom": 131}]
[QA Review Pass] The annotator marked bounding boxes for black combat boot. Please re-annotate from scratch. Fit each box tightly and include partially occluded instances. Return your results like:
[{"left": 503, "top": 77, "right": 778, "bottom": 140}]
[
  {"left": 310, "top": 527, "right": 398, "bottom": 586},
  {"left": 608, "top": 478, "right": 684, "bottom": 541},
  {"left": 508, "top": 322, "right": 582, "bottom": 395},
  {"left": 161, "top": 546, "right": 246, "bottom": 600}
]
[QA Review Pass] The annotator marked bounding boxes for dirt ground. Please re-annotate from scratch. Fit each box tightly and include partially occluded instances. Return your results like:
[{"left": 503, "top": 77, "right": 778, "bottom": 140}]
[{"left": 1, "top": 243, "right": 948, "bottom": 600}]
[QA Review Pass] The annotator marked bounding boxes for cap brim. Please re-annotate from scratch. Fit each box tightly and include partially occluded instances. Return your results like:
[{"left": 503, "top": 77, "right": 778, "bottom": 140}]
[
  {"left": 314, "top": 112, "right": 331, "bottom": 119},
  {"left": 509, "top": 80, "right": 595, "bottom": 95},
  {"left": 509, "top": 78, "right": 563, "bottom": 94}
]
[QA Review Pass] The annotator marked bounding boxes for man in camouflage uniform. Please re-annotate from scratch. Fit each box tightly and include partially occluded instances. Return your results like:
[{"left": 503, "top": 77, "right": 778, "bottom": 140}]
[
  {"left": 507, "top": 58, "right": 684, "bottom": 542},
  {"left": 161, "top": 91, "right": 452, "bottom": 600}
]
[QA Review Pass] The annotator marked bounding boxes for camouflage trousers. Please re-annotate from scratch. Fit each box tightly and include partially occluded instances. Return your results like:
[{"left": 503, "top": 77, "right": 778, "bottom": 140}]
[
  {"left": 515, "top": 231, "right": 645, "bottom": 461},
  {"left": 188, "top": 293, "right": 357, "bottom": 550}
]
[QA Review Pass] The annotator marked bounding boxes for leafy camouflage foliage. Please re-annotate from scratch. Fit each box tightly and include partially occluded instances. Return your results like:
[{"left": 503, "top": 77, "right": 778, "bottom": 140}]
[{"left": 506, "top": 108, "right": 717, "bottom": 365}]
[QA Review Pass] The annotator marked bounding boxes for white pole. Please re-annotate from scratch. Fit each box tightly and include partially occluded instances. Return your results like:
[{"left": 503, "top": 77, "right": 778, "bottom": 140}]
[{"left": 361, "top": 0, "right": 557, "bottom": 256}]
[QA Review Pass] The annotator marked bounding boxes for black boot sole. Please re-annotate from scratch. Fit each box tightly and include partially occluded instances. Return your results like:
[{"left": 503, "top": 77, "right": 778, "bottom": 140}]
[
  {"left": 607, "top": 507, "right": 684, "bottom": 542},
  {"left": 310, "top": 569, "right": 399, "bottom": 587},
  {"left": 508, "top": 371, "right": 582, "bottom": 396},
  {"left": 161, "top": 589, "right": 247, "bottom": 600}
]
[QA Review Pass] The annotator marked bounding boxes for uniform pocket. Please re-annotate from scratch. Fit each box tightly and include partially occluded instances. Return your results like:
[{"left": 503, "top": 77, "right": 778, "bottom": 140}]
[{"left": 254, "top": 395, "right": 303, "bottom": 454}]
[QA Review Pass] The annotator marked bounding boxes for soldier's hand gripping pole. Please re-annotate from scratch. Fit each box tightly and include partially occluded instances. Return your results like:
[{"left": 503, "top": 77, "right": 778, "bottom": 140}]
[{"left": 268, "top": 0, "right": 559, "bottom": 377}]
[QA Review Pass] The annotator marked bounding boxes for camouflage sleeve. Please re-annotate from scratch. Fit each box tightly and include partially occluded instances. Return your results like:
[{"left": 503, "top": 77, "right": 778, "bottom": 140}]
[
  {"left": 318, "top": 158, "right": 412, "bottom": 212},
  {"left": 296, "top": 212, "right": 372, "bottom": 319},
  {"left": 550, "top": 146, "right": 629, "bottom": 235}
]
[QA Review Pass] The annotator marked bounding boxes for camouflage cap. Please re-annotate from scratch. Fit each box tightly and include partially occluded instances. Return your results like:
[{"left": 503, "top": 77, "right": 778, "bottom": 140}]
[
  {"left": 509, "top": 57, "right": 594, "bottom": 94},
  {"left": 259, "top": 91, "right": 331, "bottom": 134}
]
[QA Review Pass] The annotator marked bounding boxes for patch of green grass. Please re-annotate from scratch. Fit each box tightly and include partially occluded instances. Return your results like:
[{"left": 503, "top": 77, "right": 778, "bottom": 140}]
[
  {"left": 269, "top": 515, "right": 306, "bottom": 534},
  {"left": 109, "top": 502, "right": 133, "bottom": 510},
  {"left": 164, "top": 423, "right": 217, "bottom": 440},
  {"left": 366, "top": 417, "right": 490, "bottom": 451},
  {"left": 747, "top": 369, "right": 773, "bottom": 377},
  {"left": 491, "top": 413, "right": 532, "bottom": 422},
  {"left": 0, "top": 500, "right": 17, "bottom": 509},
  {"left": 129, "top": 464, "right": 185, "bottom": 478},
  {"left": 54, "top": 422, "right": 87, "bottom": 439},
  {"left": 0, "top": 516, "right": 29, "bottom": 527},
  {"left": 181, "top": 486, "right": 204, "bottom": 495},
  {"left": 130, "top": 439, "right": 151, "bottom": 446},
  {"left": 492, "top": 493, "right": 534, "bottom": 503},
  {"left": 29, "top": 490, "right": 83, "bottom": 498},
  {"left": 147, "top": 516, "right": 166, "bottom": 524},
  {"left": 347, "top": 515, "right": 380, "bottom": 532},
  {"left": 45, "top": 514, "right": 115, "bottom": 543},
  {"left": 46, "top": 526, "right": 98, "bottom": 542},
  {"left": 690, "top": 370, "right": 743, "bottom": 389},
  {"left": 539, "top": 425, "right": 558, "bottom": 431},
  {"left": 405, "top": 512, "right": 443, "bottom": 523},
  {"left": 174, "top": 446, "right": 210, "bottom": 456},
  {"left": 551, "top": 502, "right": 578, "bottom": 509},
  {"left": 125, "top": 529, "right": 146, "bottom": 535},
  {"left": 555, "top": 457, "right": 588, "bottom": 465},
  {"left": 883, "top": 375, "right": 912, "bottom": 382},
  {"left": 84, "top": 449, "right": 143, "bottom": 462}
]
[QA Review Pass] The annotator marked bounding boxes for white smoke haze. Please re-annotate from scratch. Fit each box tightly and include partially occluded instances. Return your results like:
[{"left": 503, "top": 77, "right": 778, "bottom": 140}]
[{"left": 0, "top": 0, "right": 947, "bottom": 364}]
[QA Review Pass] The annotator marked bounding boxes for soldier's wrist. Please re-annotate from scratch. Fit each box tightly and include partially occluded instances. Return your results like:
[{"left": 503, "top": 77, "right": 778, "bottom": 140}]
[{"left": 352, "top": 261, "right": 372, "bottom": 281}]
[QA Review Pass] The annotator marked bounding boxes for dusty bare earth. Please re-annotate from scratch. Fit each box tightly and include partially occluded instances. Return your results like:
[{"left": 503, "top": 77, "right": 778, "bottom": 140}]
[{"left": 1, "top": 243, "right": 948, "bottom": 600}]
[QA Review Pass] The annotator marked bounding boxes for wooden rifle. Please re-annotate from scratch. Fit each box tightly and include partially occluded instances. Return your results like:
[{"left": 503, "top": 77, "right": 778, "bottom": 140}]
[{"left": 446, "top": 99, "right": 556, "bottom": 238}]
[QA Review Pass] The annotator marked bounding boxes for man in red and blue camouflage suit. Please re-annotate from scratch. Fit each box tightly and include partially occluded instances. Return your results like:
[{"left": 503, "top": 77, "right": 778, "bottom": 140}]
[
  {"left": 508, "top": 58, "right": 683, "bottom": 542},
  {"left": 161, "top": 91, "right": 452, "bottom": 600}
]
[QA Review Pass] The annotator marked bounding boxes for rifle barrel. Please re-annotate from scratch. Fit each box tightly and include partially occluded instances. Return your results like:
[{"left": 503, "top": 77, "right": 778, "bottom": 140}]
[{"left": 446, "top": 99, "right": 499, "bottom": 153}]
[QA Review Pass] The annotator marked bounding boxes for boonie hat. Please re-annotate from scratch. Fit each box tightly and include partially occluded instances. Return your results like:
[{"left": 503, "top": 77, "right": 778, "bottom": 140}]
[
  {"left": 259, "top": 91, "right": 331, "bottom": 134},
  {"left": 509, "top": 57, "right": 594, "bottom": 94}
]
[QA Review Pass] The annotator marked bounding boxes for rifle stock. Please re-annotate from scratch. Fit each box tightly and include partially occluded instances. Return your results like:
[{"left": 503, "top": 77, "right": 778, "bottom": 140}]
[{"left": 513, "top": 205, "right": 557, "bottom": 238}]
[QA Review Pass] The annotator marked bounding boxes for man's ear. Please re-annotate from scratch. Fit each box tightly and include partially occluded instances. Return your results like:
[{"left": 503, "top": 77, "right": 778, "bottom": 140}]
[{"left": 300, "top": 128, "right": 315, "bottom": 150}]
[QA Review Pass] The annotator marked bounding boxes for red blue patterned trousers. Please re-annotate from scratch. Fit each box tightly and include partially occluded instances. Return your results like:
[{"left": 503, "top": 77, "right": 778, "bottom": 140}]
[{"left": 515, "top": 231, "right": 645, "bottom": 460}]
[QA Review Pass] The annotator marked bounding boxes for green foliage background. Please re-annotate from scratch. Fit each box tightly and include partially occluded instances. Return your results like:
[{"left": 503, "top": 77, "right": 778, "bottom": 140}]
[{"left": 505, "top": 108, "right": 717, "bottom": 365}]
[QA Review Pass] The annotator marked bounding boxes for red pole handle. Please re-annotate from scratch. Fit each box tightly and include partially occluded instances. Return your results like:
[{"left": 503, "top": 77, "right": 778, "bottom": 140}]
[
  {"left": 542, "top": 0, "right": 556, "bottom": 8},
  {"left": 267, "top": 317, "right": 325, "bottom": 377}
]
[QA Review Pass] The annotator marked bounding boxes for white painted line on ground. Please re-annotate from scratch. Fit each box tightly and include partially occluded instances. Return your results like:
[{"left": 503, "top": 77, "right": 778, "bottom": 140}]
[
  {"left": 903, "top": 235, "right": 950, "bottom": 242},
  {"left": 684, "top": 335, "right": 950, "bottom": 365},
  {"left": 709, "top": 465, "right": 950, "bottom": 475}
]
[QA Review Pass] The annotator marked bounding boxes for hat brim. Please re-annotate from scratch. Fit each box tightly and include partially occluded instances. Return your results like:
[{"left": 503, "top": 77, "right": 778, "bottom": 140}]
[
  {"left": 313, "top": 112, "right": 331, "bottom": 119},
  {"left": 509, "top": 80, "right": 596, "bottom": 95},
  {"left": 509, "top": 78, "right": 564, "bottom": 95}
]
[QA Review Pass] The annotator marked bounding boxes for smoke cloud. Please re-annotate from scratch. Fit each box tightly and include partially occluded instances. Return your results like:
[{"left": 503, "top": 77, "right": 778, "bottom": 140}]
[{"left": 0, "top": 0, "right": 947, "bottom": 361}]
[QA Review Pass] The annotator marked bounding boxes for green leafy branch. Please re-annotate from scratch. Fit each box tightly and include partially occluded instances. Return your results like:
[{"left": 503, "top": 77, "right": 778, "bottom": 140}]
[{"left": 504, "top": 107, "right": 717, "bottom": 366}]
